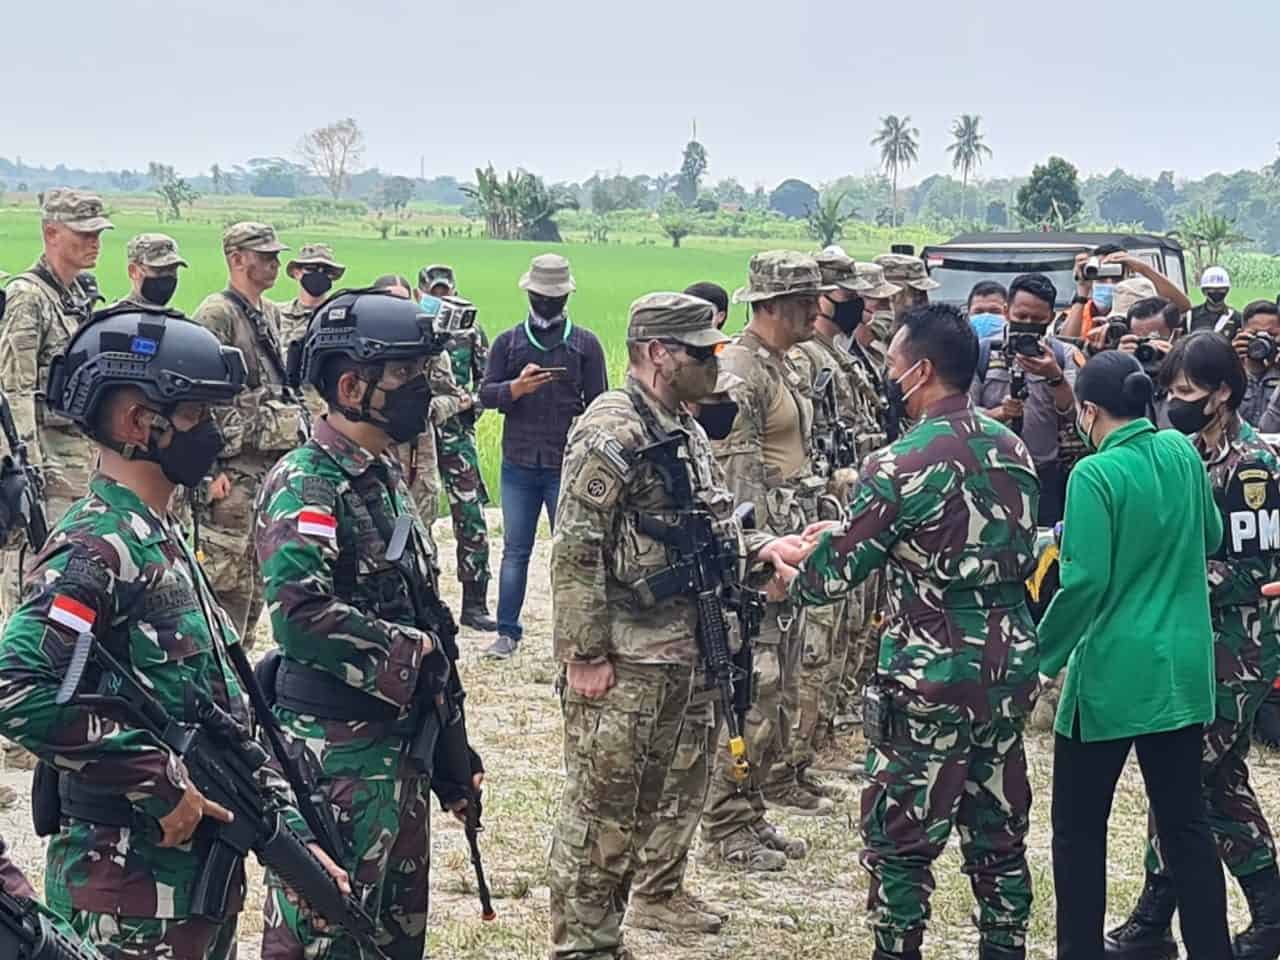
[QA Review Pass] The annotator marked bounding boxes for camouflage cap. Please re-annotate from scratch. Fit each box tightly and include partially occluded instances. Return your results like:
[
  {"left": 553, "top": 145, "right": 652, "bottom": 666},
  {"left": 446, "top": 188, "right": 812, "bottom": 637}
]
[
  {"left": 222, "top": 221, "right": 288, "bottom": 255},
  {"left": 627, "top": 292, "right": 731, "bottom": 348},
  {"left": 519, "top": 253, "right": 575, "bottom": 296},
  {"left": 731, "top": 250, "right": 835, "bottom": 304},
  {"left": 126, "top": 233, "right": 188, "bottom": 269},
  {"left": 1109, "top": 276, "right": 1158, "bottom": 319},
  {"left": 41, "top": 188, "right": 114, "bottom": 233},
  {"left": 814, "top": 250, "right": 872, "bottom": 293},
  {"left": 286, "top": 243, "right": 345, "bottom": 278},
  {"left": 419, "top": 263, "right": 455, "bottom": 291},
  {"left": 875, "top": 253, "right": 940, "bottom": 292},
  {"left": 856, "top": 262, "right": 902, "bottom": 299}
]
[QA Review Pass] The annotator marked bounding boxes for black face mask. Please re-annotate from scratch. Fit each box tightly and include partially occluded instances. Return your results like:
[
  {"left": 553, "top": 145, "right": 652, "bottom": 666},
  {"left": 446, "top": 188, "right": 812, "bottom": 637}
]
[
  {"left": 830, "top": 296, "right": 865, "bottom": 335},
  {"left": 151, "top": 418, "right": 225, "bottom": 487},
  {"left": 301, "top": 270, "right": 334, "bottom": 297},
  {"left": 1167, "top": 395, "right": 1213, "bottom": 436},
  {"left": 529, "top": 294, "right": 568, "bottom": 324},
  {"left": 376, "top": 373, "right": 432, "bottom": 442},
  {"left": 695, "top": 400, "right": 739, "bottom": 441},
  {"left": 1205, "top": 290, "right": 1229, "bottom": 305},
  {"left": 140, "top": 275, "right": 178, "bottom": 307}
]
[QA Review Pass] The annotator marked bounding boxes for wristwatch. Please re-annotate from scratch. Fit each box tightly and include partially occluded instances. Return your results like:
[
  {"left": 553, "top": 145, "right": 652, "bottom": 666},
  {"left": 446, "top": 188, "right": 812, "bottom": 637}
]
[
  {"left": 1070, "top": 295, "right": 1090, "bottom": 307},
  {"left": 1046, "top": 376, "right": 1065, "bottom": 387}
]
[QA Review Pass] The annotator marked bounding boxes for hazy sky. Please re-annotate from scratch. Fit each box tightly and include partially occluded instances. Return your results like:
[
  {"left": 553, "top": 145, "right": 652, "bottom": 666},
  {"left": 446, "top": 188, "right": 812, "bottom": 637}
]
[{"left": 6, "top": 0, "right": 1278, "bottom": 188}]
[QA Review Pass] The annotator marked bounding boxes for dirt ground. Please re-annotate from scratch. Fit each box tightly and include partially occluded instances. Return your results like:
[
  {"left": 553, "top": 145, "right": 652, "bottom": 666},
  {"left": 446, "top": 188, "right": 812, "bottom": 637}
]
[{"left": 3, "top": 509, "right": 1278, "bottom": 959}]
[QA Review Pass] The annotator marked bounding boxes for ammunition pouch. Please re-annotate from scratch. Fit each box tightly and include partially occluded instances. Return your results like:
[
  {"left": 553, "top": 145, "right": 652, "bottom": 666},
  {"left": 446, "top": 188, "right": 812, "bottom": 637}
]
[
  {"left": 253, "top": 395, "right": 307, "bottom": 453},
  {"left": 30, "top": 761, "right": 61, "bottom": 837}
]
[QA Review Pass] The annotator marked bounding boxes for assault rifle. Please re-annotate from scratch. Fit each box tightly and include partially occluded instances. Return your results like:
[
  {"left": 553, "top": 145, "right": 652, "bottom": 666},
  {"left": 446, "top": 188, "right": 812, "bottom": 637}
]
[
  {"left": 0, "top": 888, "right": 101, "bottom": 960},
  {"left": 55, "top": 633, "right": 392, "bottom": 959},
  {"left": 634, "top": 432, "right": 764, "bottom": 783},
  {"left": 0, "top": 284, "right": 47, "bottom": 553},
  {"left": 812, "top": 368, "right": 857, "bottom": 478}
]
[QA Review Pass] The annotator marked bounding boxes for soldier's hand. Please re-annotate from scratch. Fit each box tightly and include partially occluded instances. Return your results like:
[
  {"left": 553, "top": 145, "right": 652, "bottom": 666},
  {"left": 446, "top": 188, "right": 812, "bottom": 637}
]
[
  {"left": 158, "top": 779, "right": 234, "bottom": 847},
  {"left": 511, "top": 363, "right": 554, "bottom": 399},
  {"left": 208, "top": 473, "right": 231, "bottom": 501},
  {"left": 448, "top": 772, "right": 486, "bottom": 823},
  {"left": 1000, "top": 396, "right": 1024, "bottom": 421},
  {"left": 766, "top": 560, "right": 799, "bottom": 601},
  {"left": 567, "top": 660, "right": 614, "bottom": 699},
  {"left": 761, "top": 534, "right": 817, "bottom": 567},
  {"left": 458, "top": 393, "right": 474, "bottom": 411},
  {"left": 280, "top": 843, "right": 352, "bottom": 930},
  {"left": 1263, "top": 582, "right": 1280, "bottom": 598},
  {"left": 800, "top": 520, "right": 843, "bottom": 543}
]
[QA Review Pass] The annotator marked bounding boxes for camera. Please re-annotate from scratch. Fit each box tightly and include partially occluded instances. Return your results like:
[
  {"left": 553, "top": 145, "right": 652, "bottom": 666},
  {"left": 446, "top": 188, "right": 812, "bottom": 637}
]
[
  {"left": 1082, "top": 257, "right": 1125, "bottom": 282},
  {"left": 436, "top": 296, "right": 478, "bottom": 334},
  {"left": 1103, "top": 319, "right": 1130, "bottom": 349},
  {"left": 1248, "top": 332, "right": 1277, "bottom": 364},
  {"left": 1134, "top": 338, "right": 1161, "bottom": 366},
  {"left": 1005, "top": 323, "right": 1046, "bottom": 358}
]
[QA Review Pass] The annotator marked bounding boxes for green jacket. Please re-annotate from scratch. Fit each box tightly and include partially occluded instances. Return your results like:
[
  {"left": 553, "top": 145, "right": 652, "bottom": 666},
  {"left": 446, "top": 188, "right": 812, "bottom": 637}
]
[{"left": 1039, "top": 419, "right": 1222, "bottom": 741}]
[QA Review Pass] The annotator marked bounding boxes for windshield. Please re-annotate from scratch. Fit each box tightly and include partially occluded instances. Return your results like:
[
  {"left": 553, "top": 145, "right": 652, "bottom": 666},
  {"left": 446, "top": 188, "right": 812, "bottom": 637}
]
[{"left": 924, "top": 248, "right": 1082, "bottom": 310}]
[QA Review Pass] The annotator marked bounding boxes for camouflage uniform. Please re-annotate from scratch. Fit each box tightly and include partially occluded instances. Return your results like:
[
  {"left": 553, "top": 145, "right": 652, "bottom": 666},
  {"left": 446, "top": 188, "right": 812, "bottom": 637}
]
[
  {"left": 0, "top": 831, "right": 98, "bottom": 953},
  {"left": 0, "top": 474, "right": 305, "bottom": 960},
  {"left": 192, "top": 222, "right": 305, "bottom": 643},
  {"left": 395, "top": 352, "right": 468, "bottom": 554},
  {"left": 256, "top": 415, "right": 478, "bottom": 960},
  {"left": 1144, "top": 414, "right": 1280, "bottom": 881},
  {"left": 548, "top": 293, "right": 765, "bottom": 957},
  {"left": 279, "top": 243, "right": 346, "bottom": 348},
  {"left": 874, "top": 253, "right": 939, "bottom": 336},
  {"left": 436, "top": 323, "right": 492, "bottom": 587},
  {"left": 791, "top": 393, "right": 1040, "bottom": 955},
  {"left": 0, "top": 189, "right": 113, "bottom": 614},
  {"left": 702, "top": 252, "right": 834, "bottom": 844}
]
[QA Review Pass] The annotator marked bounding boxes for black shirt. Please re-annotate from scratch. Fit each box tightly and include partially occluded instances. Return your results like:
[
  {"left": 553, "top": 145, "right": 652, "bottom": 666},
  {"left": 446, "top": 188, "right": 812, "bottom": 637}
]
[
  {"left": 1189, "top": 302, "right": 1239, "bottom": 337},
  {"left": 479, "top": 318, "right": 608, "bottom": 468}
]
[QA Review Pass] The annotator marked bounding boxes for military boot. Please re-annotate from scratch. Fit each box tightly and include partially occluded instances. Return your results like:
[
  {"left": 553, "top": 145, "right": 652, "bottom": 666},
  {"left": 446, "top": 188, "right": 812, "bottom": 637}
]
[
  {"left": 627, "top": 893, "right": 722, "bottom": 934},
  {"left": 1104, "top": 873, "right": 1178, "bottom": 959},
  {"left": 460, "top": 582, "right": 498, "bottom": 632},
  {"left": 753, "top": 820, "right": 808, "bottom": 860},
  {"left": 763, "top": 767, "right": 835, "bottom": 816},
  {"left": 797, "top": 764, "right": 847, "bottom": 801},
  {"left": 1235, "top": 865, "right": 1280, "bottom": 960},
  {"left": 703, "top": 828, "right": 786, "bottom": 872},
  {"left": 677, "top": 889, "right": 730, "bottom": 922},
  {"left": 979, "top": 941, "right": 1025, "bottom": 960}
]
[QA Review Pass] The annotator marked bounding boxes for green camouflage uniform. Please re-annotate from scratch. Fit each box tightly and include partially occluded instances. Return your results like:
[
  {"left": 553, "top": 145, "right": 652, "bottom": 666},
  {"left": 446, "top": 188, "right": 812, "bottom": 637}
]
[
  {"left": 435, "top": 324, "right": 492, "bottom": 586},
  {"left": 0, "top": 831, "right": 100, "bottom": 955},
  {"left": 549, "top": 338, "right": 763, "bottom": 958},
  {"left": 791, "top": 393, "right": 1040, "bottom": 955},
  {"left": 0, "top": 474, "right": 307, "bottom": 960},
  {"left": 0, "top": 250, "right": 101, "bottom": 615},
  {"left": 1145, "top": 413, "right": 1280, "bottom": 881},
  {"left": 192, "top": 224, "right": 305, "bottom": 644},
  {"left": 256, "top": 416, "right": 476, "bottom": 960}
]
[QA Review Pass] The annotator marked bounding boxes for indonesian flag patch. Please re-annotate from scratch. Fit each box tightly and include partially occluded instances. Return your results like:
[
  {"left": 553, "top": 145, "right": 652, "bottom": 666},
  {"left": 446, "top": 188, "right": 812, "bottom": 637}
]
[
  {"left": 50, "top": 595, "right": 96, "bottom": 634},
  {"left": 298, "top": 509, "right": 338, "bottom": 540}
]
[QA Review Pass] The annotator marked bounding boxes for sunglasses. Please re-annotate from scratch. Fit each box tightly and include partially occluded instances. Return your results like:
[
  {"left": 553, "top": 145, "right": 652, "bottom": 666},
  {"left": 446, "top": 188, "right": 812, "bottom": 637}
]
[{"left": 660, "top": 340, "right": 722, "bottom": 363}]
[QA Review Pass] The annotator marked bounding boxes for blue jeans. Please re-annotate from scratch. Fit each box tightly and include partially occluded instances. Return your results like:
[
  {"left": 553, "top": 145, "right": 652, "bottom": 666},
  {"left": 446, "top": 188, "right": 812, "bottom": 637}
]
[{"left": 497, "top": 460, "right": 561, "bottom": 641}]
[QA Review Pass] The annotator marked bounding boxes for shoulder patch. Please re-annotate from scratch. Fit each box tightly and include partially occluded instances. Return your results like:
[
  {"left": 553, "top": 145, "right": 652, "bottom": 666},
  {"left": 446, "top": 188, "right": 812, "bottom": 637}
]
[
  {"left": 300, "top": 475, "right": 339, "bottom": 509},
  {"left": 569, "top": 435, "right": 631, "bottom": 509},
  {"left": 297, "top": 509, "right": 338, "bottom": 539},
  {"left": 63, "top": 551, "right": 111, "bottom": 595}
]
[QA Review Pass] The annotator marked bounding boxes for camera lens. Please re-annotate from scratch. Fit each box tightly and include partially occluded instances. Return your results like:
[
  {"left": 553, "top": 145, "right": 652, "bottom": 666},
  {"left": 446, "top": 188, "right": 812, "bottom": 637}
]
[{"left": 1248, "top": 336, "right": 1275, "bottom": 363}]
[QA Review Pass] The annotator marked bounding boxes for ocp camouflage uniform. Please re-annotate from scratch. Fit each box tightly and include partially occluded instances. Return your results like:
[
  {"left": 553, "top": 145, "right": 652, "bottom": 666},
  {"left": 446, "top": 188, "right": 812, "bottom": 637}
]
[
  {"left": 0, "top": 254, "right": 99, "bottom": 614},
  {"left": 256, "top": 416, "right": 478, "bottom": 960},
  {"left": 0, "top": 474, "right": 308, "bottom": 960},
  {"left": 549, "top": 344, "right": 763, "bottom": 958},
  {"left": 791, "top": 393, "right": 1040, "bottom": 955},
  {"left": 1145, "top": 414, "right": 1280, "bottom": 882},
  {"left": 436, "top": 324, "right": 492, "bottom": 587},
  {"left": 193, "top": 232, "right": 305, "bottom": 643}
]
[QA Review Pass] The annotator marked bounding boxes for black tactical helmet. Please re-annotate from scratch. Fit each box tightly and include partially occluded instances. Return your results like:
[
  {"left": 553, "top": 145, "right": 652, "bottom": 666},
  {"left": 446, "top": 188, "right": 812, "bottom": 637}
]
[
  {"left": 48, "top": 303, "right": 247, "bottom": 430},
  {"left": 295, "top": 287, "right": 442, "bottom": 390}
]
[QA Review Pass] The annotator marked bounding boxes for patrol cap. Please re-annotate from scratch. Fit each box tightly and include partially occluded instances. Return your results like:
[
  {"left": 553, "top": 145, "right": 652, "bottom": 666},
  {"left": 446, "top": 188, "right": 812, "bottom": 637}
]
[
  {"left": 286, "top": 243, "right": 346, "bottom": 278},
  {"left": 41, "top": 188, "right": 114, "bottom": 234},
  {"left": 732, "top": 250, "right": 835, "bottom": 304},
  {"left": 126, "top": 233, "right": 188, "bottom": 269},
  {"left": 519, "top": 254, "right": 575, "bottom": 296},
  {"left": 48, "top": 304, "right": 247, "bottom": 430},
  {"left": 419, "top": 264, "right": 455, "bottom": 291},
  {"left": 856, "top": 262, "right": 901, "bottom": 299},
  {"left": 1200, "top": 266, "right": 1231, "bottom": 289},
  {"left": 815, "top": 249, "right": 871, "bottom": 293},
  {"left": 222, "top": 221, "right": 289, "bottom": 255},
  {"left": 875, "top": 253, "right": 939, "bottom": 292},
  {"left": 626, "top": 292, "right": 731, "bottom": 348}
]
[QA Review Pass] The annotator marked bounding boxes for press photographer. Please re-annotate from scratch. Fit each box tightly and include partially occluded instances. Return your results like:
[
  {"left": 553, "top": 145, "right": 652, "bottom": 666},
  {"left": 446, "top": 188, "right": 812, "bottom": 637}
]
[
  {"left": 1231, "top": 300, "right": 1280, "bottom": 428},
  {"left": 1061, "top": 244, "right": 1192, "bottom": 340},
  {"left": 971, "top": 273, "right": 1075, "bottom": 523}
]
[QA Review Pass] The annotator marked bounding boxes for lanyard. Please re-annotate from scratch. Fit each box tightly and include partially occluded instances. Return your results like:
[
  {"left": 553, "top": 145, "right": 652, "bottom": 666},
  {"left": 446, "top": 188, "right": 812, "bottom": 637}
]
[{"left": 523, "top": 314, "right": 572, "bottom": 352}]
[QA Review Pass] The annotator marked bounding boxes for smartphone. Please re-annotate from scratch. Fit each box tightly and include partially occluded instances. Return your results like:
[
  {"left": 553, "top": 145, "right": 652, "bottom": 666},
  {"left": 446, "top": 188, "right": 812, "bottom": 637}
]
[{"left": 540, "top": 366, "right": 570, "bottom": 380}]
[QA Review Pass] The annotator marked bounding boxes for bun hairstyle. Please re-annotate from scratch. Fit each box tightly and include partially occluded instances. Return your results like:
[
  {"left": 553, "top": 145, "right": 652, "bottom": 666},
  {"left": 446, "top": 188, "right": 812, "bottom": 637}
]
[{"left": 1075, "top": 349, "right": 1153, "bottom": 419}]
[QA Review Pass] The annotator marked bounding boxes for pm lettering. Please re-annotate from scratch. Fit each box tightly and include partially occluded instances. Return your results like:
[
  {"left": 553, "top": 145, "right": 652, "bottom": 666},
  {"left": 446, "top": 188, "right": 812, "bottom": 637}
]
[{"left": 1231, "top": 509, "right": 1280, "bottom": 553}]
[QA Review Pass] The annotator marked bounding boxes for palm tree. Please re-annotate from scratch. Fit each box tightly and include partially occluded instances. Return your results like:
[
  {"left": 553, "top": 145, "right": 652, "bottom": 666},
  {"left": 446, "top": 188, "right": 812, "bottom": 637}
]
[
  {"left": 1178, "top": 208, "right": 1251, "bottom": 275},
  {"left": 871, "top": 115, "right": 920, "bottom": 228},
  {"left": 946, "top": 114, "right": 992, "bottom": 221}
]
